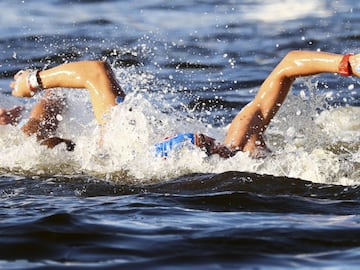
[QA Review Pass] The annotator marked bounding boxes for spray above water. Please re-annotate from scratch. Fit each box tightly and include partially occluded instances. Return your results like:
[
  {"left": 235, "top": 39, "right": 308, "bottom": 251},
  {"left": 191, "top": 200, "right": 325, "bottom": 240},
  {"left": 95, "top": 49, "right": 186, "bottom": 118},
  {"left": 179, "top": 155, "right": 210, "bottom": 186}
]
[{"left": 0, "top": 58, "right": 359, "bottom": 185}]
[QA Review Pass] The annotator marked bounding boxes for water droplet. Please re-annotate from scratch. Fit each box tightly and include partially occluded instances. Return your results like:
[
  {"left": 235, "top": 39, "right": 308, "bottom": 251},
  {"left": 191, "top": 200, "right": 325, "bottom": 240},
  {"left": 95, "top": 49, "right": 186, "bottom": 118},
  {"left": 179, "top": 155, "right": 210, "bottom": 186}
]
[{"left": 56, "top": 114, "right": 63, "bottom": 121}]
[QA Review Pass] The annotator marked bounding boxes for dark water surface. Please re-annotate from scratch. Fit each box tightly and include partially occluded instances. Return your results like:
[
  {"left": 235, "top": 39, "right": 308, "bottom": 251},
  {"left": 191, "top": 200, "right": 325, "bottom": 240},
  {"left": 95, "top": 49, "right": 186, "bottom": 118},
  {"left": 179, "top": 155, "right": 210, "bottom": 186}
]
[{"left": 0, "top": 0, "right": 360, "bottom": 269}]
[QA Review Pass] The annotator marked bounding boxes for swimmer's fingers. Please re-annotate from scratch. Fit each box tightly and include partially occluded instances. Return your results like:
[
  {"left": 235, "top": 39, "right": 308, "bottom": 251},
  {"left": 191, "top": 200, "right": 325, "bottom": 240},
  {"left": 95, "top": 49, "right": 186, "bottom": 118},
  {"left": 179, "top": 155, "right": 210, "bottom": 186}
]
[
  {"left": 14, "top": 70, "right": 24, "bottom": 80},
  {"left": 350, "top": 54, "right": 360, "bottom": 78},
  {"left": 10, "top": 70, "right": 34, "bottom": 97},
  {"left": 9, "top": 70, "right": 24, "bottom": 90}
]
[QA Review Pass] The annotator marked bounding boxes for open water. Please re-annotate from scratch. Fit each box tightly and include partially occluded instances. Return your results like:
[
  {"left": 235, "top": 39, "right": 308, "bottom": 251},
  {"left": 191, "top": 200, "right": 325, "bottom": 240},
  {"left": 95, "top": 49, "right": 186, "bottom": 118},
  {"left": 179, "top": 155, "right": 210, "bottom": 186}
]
[{"left": 0, "top": 0, "right": 360, "bottom": 269}]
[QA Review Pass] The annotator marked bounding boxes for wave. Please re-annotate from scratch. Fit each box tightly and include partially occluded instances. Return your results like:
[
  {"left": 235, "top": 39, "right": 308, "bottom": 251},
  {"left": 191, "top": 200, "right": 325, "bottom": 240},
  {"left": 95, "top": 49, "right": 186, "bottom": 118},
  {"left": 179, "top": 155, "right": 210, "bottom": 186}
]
[{"left": 2, "top": 170, "right": 360, "bottom": 213}]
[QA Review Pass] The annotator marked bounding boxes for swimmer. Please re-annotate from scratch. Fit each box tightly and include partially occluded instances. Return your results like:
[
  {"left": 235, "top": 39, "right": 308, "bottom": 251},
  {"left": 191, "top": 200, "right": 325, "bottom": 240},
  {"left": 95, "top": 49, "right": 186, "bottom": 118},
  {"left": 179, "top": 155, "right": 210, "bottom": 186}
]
[{"left": 3, "top": 50, "right": 360, "bottom": 157}]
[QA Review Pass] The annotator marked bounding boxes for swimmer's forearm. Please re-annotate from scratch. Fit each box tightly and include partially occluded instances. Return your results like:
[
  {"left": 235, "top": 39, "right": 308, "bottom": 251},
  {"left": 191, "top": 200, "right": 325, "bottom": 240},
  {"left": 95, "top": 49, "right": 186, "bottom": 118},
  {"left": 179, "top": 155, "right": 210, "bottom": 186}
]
[
  {"left": 39, "top": 61, "right": 109, "bottom": 89},
  {"left": 276, "top": 51, "right": 343, "bottom": 78},
  {"left": 39, "top": 61, "right": 124, "bottom": 125}
]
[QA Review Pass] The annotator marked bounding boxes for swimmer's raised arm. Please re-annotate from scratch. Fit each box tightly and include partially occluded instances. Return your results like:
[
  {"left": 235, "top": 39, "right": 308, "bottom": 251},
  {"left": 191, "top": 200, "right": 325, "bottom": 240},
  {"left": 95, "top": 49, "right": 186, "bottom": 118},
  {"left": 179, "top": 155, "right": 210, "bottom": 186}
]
[
  {"left": 224, "top": 50, "right": 360, "bottom": 154},
  {"left": 10, "top": 61, "right": 125, "bottom": 125}
]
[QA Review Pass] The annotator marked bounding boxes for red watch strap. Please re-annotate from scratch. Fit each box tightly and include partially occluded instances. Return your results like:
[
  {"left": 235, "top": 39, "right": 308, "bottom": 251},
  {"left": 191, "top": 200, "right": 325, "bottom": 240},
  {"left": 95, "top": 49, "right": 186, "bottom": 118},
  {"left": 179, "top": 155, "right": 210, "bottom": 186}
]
[{"left": 338, "top": 53, "right": 353, "bottom": 76}]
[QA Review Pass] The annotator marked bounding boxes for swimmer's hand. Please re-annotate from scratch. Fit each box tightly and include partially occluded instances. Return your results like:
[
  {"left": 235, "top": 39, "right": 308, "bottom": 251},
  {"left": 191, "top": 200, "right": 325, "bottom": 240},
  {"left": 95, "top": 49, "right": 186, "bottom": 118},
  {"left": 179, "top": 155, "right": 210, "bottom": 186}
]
[
  {"left": 10, "top": 70, "right": 35, "bottom": 97},
  {"left": 349, "top": 54, "right": 360, "bottom": 77},
  {"left": 0, "top": 106, "right": 24, "bottom": 125}
]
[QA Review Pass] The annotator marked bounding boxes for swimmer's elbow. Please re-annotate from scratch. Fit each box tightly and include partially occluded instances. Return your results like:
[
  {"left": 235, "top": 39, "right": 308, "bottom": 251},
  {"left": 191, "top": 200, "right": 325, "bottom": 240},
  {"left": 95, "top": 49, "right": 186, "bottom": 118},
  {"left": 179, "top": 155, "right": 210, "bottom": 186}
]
[
  {"left": 85, "top": 61, "right": 108, "bottom": 77},
  {"left": 82, "top": 61, "right": 109, "bottom": 87}
]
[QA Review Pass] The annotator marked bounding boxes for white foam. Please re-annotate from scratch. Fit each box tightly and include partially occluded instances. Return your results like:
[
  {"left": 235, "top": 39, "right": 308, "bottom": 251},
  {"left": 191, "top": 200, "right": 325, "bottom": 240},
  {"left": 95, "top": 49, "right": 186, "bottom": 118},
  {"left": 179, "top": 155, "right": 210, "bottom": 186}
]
[{"left": 315, "top": 106, "right": 360, "bottom": 142}]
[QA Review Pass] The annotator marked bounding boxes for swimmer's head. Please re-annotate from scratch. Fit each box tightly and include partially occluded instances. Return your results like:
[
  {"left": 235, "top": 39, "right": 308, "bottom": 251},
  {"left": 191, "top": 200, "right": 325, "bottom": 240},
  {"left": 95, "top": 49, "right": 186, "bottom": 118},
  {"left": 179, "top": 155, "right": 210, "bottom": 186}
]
[
  {"left": 154, "top": 132, "right": 236, "bottom": 158},
  {"left": 154, "top": 133, "right": 195, "bottom": 158}
]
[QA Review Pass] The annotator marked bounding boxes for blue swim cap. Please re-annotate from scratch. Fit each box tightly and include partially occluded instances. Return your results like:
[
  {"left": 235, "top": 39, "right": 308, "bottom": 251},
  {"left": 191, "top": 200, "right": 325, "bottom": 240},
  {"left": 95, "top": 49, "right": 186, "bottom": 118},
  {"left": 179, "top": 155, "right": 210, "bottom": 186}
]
[
  {"left": 154, "top": 133, "right": 195, "bottom": 158},
  {"left": 115, "top": 96, "right": 124, "bottom": 104}
]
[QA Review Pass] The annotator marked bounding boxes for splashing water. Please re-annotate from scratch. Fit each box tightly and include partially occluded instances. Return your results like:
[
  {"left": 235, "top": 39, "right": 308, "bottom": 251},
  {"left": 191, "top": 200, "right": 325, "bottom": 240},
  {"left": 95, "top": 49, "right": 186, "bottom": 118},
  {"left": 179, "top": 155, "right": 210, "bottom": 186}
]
[{"left": 0, "top": 65, "right": 359, "bottom": 185}]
